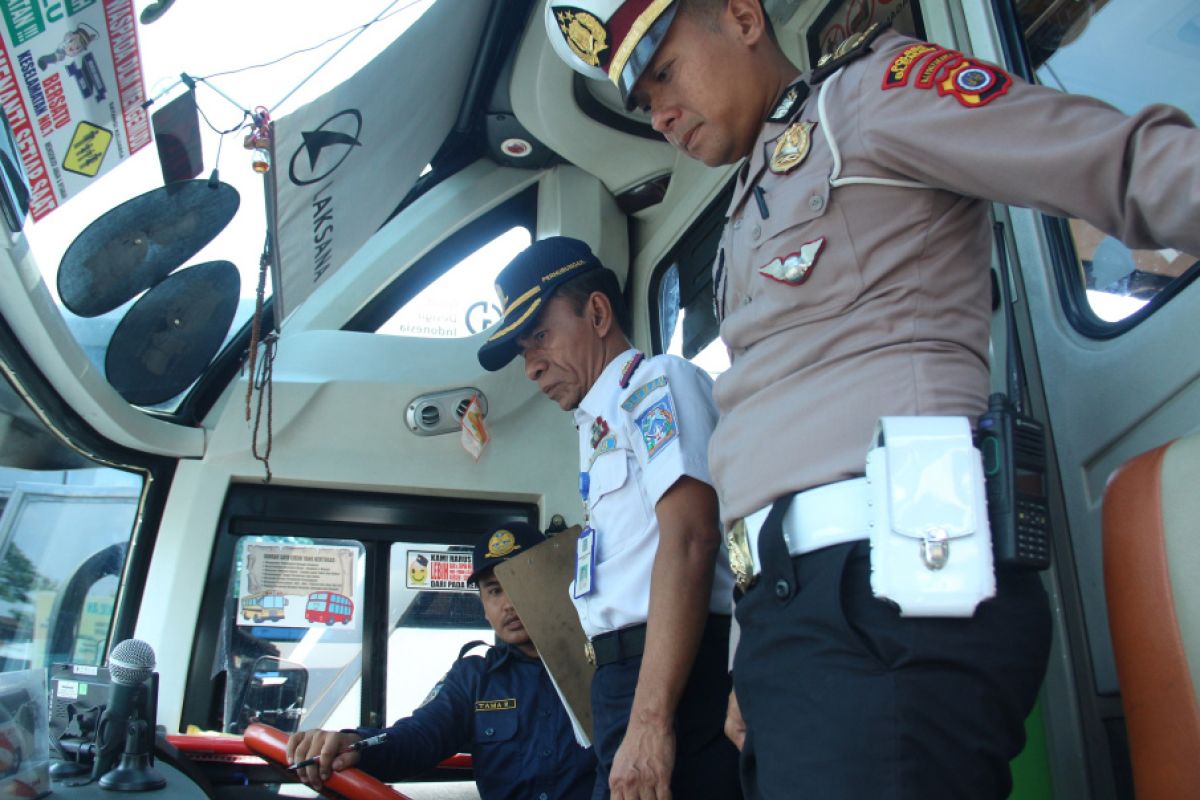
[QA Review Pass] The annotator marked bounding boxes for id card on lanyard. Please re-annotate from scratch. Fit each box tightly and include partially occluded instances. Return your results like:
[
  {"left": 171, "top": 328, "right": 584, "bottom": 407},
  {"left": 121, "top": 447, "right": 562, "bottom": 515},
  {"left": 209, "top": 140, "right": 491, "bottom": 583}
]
[{"left": 574, "top": 471, "right": 596, "bottom": 598}]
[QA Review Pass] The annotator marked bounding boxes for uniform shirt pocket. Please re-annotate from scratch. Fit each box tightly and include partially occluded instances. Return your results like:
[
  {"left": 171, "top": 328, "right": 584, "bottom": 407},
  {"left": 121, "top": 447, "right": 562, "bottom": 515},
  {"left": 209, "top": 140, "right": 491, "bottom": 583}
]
[
  {"left": 474, "top": 706, "right": 519, "bottom": 745},
  {"left": 587, "top": 448, "right": 629, "bottom": 514},
  {"left": 587, "top": 449, "right": 645, "bottom": 564},
  {"left": 747, "top": 157, "right": 863, "bottom": 324}
]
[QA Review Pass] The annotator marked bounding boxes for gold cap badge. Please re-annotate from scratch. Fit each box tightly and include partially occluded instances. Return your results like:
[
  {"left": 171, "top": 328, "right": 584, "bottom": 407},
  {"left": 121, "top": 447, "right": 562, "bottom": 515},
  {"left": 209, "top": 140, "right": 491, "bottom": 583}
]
[
  {"left": 486, "top": 529, "right": 520, "bottom": 558},
  {"left": 556, "top": 9, "right": 608, "bottom": 68},
  {"left": 770, "top": 121, "right": 815, "bottom": 175}
]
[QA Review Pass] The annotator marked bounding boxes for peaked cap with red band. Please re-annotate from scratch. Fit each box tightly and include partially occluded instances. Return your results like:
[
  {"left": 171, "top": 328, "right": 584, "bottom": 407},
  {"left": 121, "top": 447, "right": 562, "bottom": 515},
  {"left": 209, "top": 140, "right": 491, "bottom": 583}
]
[{"left": 545, "top": 0, "right": 679, "bottom": 109}]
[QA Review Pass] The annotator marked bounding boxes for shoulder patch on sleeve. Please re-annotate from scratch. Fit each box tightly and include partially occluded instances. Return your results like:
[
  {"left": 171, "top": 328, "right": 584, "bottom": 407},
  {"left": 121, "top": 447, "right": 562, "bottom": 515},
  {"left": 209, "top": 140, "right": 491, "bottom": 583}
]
[
  {"left": 636, "top": 395, "right": 678, "bottom": 461},
  {"left": 882, "top": 43, "right": 940, "bottom": 89},
  {"left": 936, "top": 59, "right": 1012, "bottom": 107},
  {"left": 621, "top": 375, "right": 668, "bottom": 411}
]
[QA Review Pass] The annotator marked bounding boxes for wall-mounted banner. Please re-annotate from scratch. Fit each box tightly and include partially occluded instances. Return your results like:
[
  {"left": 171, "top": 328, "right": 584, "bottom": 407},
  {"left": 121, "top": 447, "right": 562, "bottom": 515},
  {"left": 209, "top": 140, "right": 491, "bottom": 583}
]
[
  {"left": 405, "top": 550, "right": 474, "bottom": 592},
  {"left": 239, "top": 543, "right": 360, "bottom": 629},
  {"left": 0, "top": 0, "right": 151, "bottom": 220}
]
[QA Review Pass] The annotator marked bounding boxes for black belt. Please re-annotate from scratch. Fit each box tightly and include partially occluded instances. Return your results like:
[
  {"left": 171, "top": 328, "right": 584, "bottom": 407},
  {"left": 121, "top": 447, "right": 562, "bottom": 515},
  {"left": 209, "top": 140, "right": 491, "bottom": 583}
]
[{"left": 585, "top": 623, "right": 648, "bottom": 667}]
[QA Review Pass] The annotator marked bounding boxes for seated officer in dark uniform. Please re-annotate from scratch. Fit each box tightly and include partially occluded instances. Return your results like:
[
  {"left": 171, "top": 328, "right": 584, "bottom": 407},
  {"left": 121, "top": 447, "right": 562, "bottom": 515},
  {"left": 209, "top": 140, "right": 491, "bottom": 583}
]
[{"left": 286, "top": 522, "right": 596, "bottom": 800}]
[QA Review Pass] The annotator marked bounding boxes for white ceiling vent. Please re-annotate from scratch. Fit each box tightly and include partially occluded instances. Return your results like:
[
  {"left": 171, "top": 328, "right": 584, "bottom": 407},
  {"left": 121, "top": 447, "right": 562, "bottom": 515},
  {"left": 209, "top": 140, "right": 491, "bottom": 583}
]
[{"left": 405, "top": 388, "right": 487, "bottom": 436}]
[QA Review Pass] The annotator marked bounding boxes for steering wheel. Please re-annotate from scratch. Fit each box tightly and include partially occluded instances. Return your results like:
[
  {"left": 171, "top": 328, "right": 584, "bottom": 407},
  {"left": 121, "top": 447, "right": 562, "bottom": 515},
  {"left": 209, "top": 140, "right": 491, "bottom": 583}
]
[{"left": 244, "top": 722, "right": 414, "bottom": 800}]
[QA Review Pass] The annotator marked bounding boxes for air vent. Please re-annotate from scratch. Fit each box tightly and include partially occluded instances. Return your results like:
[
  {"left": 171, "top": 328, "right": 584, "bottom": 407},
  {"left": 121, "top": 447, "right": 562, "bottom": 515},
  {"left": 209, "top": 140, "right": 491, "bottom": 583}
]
[
  {"left": 405, "top": 388, "right": 488, "bottom": 437},
  {"left": 419, "top": 404, "right": 441, "bottom": 428}
]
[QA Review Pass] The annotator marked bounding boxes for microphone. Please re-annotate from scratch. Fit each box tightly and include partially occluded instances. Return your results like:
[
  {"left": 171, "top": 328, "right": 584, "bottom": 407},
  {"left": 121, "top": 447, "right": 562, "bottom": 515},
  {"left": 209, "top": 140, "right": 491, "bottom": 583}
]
[{"left": 93, "top": 639, "right": 165, "bottom": 790}]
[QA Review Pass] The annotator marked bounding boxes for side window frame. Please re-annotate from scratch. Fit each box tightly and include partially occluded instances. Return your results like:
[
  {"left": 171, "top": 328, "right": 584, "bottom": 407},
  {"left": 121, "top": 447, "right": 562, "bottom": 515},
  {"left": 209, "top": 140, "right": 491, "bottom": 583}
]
[
  {"left": 990, "top": 0, "right": 1200, "bottom": 338},
  {"left": 0, "top": 315, "right": 174, "bottom": 663},
  {"left": 182, "top": 485, "right": 535, "bottom": 733},
  {"left": 648, "top": 181, "right": 736, "bottom": 357},
  {"left": 345, "top": 186, "right": 537, "bottom": 335}
]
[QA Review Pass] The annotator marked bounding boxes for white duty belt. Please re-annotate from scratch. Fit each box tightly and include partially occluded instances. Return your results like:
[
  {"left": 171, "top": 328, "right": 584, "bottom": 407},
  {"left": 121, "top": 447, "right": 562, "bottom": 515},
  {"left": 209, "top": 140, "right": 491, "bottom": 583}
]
[{"left": 727, "top": 477, "right": 869, "bottom": 591}]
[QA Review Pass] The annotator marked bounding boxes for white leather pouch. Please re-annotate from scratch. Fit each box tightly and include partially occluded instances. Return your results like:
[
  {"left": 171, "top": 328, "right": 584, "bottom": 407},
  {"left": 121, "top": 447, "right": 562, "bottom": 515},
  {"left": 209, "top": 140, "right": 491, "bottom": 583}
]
[{"left": 865, "top": 416, "right": 996, "bottom": 617}]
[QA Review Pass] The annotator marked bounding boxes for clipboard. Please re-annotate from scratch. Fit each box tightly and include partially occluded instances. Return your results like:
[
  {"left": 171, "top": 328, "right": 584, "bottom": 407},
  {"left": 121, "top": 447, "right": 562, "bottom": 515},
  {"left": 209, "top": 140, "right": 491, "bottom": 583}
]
[{"left": 495, "top": 526, "right": 594, "bottom": 740}]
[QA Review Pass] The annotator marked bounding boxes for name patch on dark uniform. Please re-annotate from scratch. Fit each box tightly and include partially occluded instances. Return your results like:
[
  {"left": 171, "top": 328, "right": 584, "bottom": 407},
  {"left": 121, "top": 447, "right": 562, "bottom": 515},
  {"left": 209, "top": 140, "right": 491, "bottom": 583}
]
[{"left": 475, "top": 698, "right": 517, "bottom": 711}]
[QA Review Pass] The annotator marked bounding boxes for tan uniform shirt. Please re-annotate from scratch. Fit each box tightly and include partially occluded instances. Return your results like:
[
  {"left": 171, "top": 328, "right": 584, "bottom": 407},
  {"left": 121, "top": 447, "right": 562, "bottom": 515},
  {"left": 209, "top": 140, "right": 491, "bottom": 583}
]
[{"left": 709, "top": 28, "right": 1200, "bottom": 523}]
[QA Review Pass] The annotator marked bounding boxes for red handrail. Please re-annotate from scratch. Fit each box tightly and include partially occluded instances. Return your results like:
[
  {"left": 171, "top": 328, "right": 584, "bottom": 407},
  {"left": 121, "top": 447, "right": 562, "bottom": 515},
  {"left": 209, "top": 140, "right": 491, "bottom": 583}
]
[{"left": 243, "top": 722, "right": 414, "bottom": 800}]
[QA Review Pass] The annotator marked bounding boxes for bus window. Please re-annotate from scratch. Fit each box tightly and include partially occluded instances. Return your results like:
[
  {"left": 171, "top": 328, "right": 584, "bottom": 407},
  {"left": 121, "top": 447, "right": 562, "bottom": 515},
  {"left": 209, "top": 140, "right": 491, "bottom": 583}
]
[
  {"left": 216, "top": 536, "right": 365, "bottom": 734},
  {"left": 1014, "top": 0, "right": 1199, "bottom": 323},
  {"left": 0, "top": 375, "right": 144, "bottom": 674},
  {"left": 386, "top": 543, "right": 490, "bottom": 723}
]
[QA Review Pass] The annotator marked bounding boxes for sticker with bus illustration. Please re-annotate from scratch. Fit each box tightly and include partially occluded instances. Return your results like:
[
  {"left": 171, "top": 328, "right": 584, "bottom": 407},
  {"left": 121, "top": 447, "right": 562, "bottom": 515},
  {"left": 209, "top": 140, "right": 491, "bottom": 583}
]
[
  {"left": 241, "top": 592, "right": 288, "bottom": 623},
  {"left": 305, "top": 591, "right": 354, "bottom": 625}
]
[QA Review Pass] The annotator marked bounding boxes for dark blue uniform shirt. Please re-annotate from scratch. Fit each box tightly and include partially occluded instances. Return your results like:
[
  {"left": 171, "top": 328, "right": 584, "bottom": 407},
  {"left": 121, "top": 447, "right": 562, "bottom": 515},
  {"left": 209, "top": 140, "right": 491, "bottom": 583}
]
[{"left": 353, "top": 642, "right": 595, "bottom": 800}]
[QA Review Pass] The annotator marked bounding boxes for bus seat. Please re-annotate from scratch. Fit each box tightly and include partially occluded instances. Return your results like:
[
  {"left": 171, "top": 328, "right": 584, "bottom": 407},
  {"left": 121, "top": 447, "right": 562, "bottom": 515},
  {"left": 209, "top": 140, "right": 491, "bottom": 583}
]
[{"left": 1102, "top": 433, "right": 1200, "bottom": 798}]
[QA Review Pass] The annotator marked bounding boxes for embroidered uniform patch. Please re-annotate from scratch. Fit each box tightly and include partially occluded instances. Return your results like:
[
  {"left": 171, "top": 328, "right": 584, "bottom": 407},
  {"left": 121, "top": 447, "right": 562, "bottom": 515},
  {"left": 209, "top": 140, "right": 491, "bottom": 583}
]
[
  {"left": 938, "top": 60, "right": 1012, "bottom": 107},
  {"left": 882, "top": 43, "right": 939, "bottom": 89},
  {"left": 621, "top": 375, "right": 668, "bottom": 411},
  {"left": 883, "top": 45, "right": 1011, "bottom": 109},
  {"left": 636, "top": 396, "right": 678, "bottom": 461},
  {"left": 914, "top": 48, "right": 962, "bottom": 89},
  {"left": 475, "top": 698, "right": 517, "bottom": 712}
]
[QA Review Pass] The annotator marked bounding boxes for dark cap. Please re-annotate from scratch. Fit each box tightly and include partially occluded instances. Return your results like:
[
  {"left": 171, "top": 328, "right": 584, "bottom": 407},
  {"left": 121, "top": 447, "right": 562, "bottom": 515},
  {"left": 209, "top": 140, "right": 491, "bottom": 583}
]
[
  {"left": 545, "top": 0, "right": 680, "bottom": 110},
  {"left": 467, "top": 521, "right": 547, "bottom": 584},
  {"left": 477, "top": 236, "right": 602, "bottom": 371}
]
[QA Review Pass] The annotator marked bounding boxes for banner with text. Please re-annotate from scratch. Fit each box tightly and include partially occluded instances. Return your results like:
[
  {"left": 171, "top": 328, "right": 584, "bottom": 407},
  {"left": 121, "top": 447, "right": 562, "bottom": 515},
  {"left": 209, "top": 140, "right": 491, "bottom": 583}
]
[
  {"left": 268, "top": 0, "right": 487, "bottom": 324},
  {"left": 0, "top": 0, "right": 151, "bottom": 220},
  {"left": 239, "top": 543, "right": 361, "bottom": 629}
]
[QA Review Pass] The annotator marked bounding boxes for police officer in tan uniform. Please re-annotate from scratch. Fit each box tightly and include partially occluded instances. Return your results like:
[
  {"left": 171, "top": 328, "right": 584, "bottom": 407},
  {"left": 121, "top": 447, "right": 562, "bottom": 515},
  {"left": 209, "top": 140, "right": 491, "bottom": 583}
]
[{"left": 544, "top": 1, "right": 1200, "bottom": 798}]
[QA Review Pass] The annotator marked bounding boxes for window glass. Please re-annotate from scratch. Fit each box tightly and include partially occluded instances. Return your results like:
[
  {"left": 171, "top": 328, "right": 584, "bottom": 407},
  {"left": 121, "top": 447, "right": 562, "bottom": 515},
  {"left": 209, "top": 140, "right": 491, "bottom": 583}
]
[
  {"left": 659, "top": 264, "right": 730, "bottom": 380},
  {"left": 377, "top": 227, "right": 531, "bottom": 339},
  {"left": 385, "top": 543, "right": 491, "bottom": 723},
  {"left": 1015, "top": 0, "right": 1199, "bottom": 322},
  {"left": 0, "top": 376, "right": 143, "bottom": 675},
  {"left": 0, "top": 399, "right": 143, "bottom": 673},
  {"left": 216, "top": 536, "right": 365, "bottom": 734}
]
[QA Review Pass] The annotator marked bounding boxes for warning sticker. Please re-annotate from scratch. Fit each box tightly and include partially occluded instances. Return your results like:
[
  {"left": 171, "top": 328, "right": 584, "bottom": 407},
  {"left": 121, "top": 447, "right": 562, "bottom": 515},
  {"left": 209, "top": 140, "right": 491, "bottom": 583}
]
[
  {"left": 406, "top": 550, "right": 475, "bottom": 592},
  {"left": 63, "top": 120, "right": 110, "bottom": 176}
]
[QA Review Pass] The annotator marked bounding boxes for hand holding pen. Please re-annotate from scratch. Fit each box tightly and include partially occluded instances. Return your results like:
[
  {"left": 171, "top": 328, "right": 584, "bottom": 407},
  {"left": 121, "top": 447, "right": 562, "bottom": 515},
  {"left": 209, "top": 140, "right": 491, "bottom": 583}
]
[
  {"left": 284, "top": 729, "right": 388, "bottom": 791},
  {"left": 286, "top": 731, "right": 390, "bottom": 774}
]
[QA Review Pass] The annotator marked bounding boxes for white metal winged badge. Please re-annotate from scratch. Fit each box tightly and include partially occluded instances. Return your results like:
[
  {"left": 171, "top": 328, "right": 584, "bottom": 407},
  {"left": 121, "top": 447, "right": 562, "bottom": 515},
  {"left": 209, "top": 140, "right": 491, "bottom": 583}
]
[{"left": 758, "top": 237, "right": 826, "bottom": 285}]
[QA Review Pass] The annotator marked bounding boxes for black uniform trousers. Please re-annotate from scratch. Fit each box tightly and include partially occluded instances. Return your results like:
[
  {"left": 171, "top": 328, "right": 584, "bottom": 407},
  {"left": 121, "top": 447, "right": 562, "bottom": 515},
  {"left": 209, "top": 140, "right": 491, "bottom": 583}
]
[
  {"left": 589, "top": 613, "right": 743, "bottom": 799},
  {"left": 733, "top": 493, "right": 1052, "bottom": 800}
]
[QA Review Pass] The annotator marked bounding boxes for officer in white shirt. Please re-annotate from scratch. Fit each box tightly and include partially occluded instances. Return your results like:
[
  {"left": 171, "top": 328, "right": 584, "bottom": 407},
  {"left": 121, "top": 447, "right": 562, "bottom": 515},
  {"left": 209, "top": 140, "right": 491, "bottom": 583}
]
[{"left": 478, "top": 237, "right": 740, "bottom": 800}]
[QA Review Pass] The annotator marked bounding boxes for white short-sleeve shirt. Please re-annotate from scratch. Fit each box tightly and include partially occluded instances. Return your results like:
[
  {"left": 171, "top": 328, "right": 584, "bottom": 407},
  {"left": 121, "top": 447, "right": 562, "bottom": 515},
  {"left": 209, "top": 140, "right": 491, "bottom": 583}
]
[{"left": 570, "top": 349, "right": 735, "bottom": 639}]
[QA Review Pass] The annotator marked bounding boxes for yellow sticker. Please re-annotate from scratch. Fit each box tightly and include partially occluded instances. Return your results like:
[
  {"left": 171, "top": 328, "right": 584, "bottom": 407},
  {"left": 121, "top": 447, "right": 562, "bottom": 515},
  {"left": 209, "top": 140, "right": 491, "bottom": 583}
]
[{"left": 63, "top": 121, "right": 112, "bottom": 177}]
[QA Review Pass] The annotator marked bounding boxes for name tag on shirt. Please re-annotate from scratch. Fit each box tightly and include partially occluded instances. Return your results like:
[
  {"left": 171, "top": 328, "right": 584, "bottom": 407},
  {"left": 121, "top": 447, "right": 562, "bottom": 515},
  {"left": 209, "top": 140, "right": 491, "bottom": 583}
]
[{"left": 573, "top": 526, "right": 596, "bottom": 598}]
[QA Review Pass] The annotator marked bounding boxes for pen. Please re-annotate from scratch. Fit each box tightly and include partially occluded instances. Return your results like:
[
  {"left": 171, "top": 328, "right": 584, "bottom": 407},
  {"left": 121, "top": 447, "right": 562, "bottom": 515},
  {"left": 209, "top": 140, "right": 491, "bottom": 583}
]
[{"left": 287, "top": 732, "right": 390, "bottom": 771}]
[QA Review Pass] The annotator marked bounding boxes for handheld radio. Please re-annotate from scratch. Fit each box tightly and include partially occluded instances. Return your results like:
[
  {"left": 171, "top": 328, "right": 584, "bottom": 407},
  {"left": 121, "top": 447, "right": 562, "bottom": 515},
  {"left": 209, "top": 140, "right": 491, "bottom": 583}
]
[{"left": 978, "top": 223, "right": 1051, "bottom": 570}]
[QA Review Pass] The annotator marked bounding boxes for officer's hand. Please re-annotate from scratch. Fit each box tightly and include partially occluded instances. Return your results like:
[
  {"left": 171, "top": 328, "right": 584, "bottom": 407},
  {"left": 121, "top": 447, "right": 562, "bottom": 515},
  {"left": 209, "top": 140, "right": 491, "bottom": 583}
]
[
  {"left": 724, "top": 689, "right": 746, "bottom": 751},
  {"left": 609, "top": 719, "right": 674, "bottom": 800},
  {"left": 285, "top": 729, "right": 362, "bottom": 791}
]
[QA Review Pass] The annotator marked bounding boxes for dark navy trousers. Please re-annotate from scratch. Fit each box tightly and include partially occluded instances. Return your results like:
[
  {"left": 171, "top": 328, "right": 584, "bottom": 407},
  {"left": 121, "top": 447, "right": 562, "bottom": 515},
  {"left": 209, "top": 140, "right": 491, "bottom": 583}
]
[
  {"left": 733, "top": 495, "right": 1052, "bottom": 799},
  {"left": 589, "top": 614, "right": 743, "bottom": 799}
]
